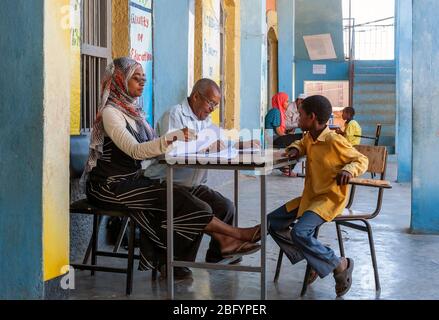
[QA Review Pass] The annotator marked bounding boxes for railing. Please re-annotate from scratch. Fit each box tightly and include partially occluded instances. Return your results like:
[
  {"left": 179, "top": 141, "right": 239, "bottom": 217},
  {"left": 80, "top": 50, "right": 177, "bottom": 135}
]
[
  {"left": 344, "top": 17, "right": 395, "bottom": 61},
  {"left": 343, "top": 18, "right": 356, "bottom": 107}
]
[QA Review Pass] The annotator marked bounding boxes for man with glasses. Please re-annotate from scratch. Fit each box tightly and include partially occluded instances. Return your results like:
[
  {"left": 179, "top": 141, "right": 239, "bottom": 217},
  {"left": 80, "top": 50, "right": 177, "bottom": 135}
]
[{"left": 144, "top": 79, "right": 258, "bottom": 275}]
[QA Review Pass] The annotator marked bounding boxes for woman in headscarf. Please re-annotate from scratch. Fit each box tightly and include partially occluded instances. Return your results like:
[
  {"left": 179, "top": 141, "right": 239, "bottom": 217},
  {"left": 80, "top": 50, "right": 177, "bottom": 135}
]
[
  {"left": 84, "top": 57, "right": 261, "bottom": 279},
  {"left": 264, "top": 92, "right": 302, "bottom": 176}
]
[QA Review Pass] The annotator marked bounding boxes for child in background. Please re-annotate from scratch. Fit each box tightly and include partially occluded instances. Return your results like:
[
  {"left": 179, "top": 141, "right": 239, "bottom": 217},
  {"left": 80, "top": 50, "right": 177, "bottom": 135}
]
[
  {"left": 336, "top": 107, "right": 362, "bottom": 146},
  {"left": 268, "top": 95, "right": 368, "bottom": 297}
]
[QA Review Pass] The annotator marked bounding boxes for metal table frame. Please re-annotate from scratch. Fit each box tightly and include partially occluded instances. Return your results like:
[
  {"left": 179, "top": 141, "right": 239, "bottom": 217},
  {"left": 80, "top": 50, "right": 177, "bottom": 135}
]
[{"left": 162, "top": 153, "right": 295, "bottom": 300}]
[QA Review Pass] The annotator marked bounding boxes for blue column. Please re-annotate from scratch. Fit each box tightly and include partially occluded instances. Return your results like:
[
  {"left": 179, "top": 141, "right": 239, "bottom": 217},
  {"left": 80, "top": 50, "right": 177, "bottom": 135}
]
[
  {"left": 153, "top": 0, "right": 193, "bottom": 125},
  {"left": 396, "top": 0, "right": 412, "bottom": 183},
  {"left": 277, "top": 0, "right": 295, "bottom": 98},
  {"left": 0, "top": 0, "right": 44, "bottom": 299},
  {"left": 240, "top": 0, "right": 267, "bottom": 131},
  {"left": 411, "top": 0, "right": 439, "bottom": 233}
]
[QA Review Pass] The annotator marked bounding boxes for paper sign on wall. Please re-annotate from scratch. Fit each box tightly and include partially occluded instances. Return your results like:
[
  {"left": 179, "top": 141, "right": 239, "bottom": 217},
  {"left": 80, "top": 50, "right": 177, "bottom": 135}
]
[
  {"left": 313, "top": 64, "right": 327, "bottom": 75},
  {"left": 303, "top": 33, "right": 337, "bottom": 60}
]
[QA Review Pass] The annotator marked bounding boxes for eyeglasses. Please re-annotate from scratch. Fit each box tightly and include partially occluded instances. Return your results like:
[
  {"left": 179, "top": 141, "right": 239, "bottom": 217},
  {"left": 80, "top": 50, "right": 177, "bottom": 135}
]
[{"left": 198, "top": 91, "right": 219, "bottom": 111}]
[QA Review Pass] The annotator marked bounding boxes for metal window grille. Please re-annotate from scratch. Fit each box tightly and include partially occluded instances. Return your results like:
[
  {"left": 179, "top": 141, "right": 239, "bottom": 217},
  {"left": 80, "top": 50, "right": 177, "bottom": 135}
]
[{"left": 81, "top": 0, "right": 112, "bottom": 132}]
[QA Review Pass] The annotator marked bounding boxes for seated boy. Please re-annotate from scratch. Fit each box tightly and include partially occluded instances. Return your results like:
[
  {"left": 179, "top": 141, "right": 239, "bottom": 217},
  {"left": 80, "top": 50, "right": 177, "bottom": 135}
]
[
  {"left": 335, "top": 107, "right": 362, "bottom": 146},
  {"left": 268, "top": 95, "right": 368, "bottom": 297}
]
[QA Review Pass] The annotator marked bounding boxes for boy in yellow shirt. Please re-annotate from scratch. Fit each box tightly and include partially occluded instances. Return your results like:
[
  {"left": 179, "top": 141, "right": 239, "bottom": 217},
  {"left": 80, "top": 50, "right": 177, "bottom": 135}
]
[
  {"left": 268, "top": 95, "right": 368, "bottom": 297},
  {"left": 336, "top": 107, "right": 362, "bottom": 145}
]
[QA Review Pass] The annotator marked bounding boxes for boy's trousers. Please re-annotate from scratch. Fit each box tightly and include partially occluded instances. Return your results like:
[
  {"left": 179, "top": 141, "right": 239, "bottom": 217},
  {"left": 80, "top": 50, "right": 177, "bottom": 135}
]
[{"left": 268, "top": 205, "right": 341, "bottom": 278}]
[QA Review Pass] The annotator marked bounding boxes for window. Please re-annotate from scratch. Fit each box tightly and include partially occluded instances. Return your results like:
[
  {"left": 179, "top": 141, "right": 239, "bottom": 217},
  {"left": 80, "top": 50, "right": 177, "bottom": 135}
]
[{"left": 81, "top": 0, "right": 112, "bottom": 132}]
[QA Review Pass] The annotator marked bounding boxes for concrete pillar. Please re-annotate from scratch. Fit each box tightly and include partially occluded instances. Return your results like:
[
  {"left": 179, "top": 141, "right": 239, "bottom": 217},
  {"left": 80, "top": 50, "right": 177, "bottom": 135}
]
[
  {"left": 240, "top": 0, "right": 267, "bottom": 131},
  {"left": 0, "top": 0, "right": 71, "bottom": 299},
  {"left": 153, "top": 0, "right": 195, "bottom": 125},
  {"left": 395, "top": 0, "right": 412, "bottom": 183},
  {"left": 411, "top": 0, "right": 439, "bottom": 233},
  {"left": 277, "top": 0, "right": 295, "bottom": 98}
]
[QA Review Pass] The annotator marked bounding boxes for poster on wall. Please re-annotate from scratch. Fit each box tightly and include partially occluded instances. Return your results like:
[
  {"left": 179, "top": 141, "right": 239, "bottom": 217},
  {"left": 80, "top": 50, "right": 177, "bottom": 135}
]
[{"left": 130, "top": 0, "right": 154, "bottom": 126}]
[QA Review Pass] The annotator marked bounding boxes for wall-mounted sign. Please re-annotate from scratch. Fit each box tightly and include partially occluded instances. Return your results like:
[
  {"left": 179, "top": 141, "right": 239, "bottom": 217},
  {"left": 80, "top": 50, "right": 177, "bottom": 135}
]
[
  {"left": 313, "top": 64, "right": 327, "bottom": 75},
  {"left": 303, "top": 33, "right": 337, "bottom": 60},
  {"left": 130, "top": 0, "right": 154, "bottom": 125}
]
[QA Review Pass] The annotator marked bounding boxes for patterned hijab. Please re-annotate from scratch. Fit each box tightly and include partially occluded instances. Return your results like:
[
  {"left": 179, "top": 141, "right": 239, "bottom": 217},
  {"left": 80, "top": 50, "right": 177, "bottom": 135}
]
[
  {"left": 272, "top": 92, "right": 289, "bottom": 135},
  {"left": 84, "top": 57, "right": 156, "bottom": 175}
]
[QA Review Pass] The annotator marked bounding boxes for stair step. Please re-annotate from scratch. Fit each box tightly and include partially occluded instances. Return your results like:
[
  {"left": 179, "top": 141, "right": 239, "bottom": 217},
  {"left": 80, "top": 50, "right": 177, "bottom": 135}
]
[
  {"left": 354, "top": 83, "right": 396, "bottom": 93},
  {"left": 355, "top": 66, "right": 396, "bottom": 75},
  {"left": 355, "top": 74, "right": 396, "bottom": 84},
  {"left": 355, "top": 114, "right": 396, "bottom": 124},
  {"left": 354, "top": 60, "right": 396, "bottom": 67}
]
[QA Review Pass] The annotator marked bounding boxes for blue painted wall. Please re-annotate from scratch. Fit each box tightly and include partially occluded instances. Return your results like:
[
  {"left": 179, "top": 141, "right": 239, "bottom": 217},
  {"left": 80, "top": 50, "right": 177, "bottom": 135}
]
[
  {"left": 240, "top": 0, "right": 266, "bottom": 131},
  {"left": 411, "top": 0, "right": 439, "bottom": 234},
  {"left": 153, "top": 0, "right": 192, "bottom": 127},
  {"left": 0, "top": 0, "right": 44, "bottom": 299},
  {"left": 294, "top": 0, "right": 348, "bottom": 97},
  {"left": 395, "top": 0, "right": 412, "bottom": 183},
  {"left": 295, "top": 60, "right": 349, "bottom": 97},
  {"left": 278, "top": 0, "right": 295, "bottom": 98}
]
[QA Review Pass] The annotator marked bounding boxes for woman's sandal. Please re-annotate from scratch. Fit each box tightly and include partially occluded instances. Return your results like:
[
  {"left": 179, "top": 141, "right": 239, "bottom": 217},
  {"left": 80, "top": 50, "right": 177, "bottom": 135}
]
[
  {"left": 333, "top": 258, "right": 354, "bottom": 297},
  {"left": 281, "top": 167, "right": 297, "bottom": 177},
  {"left": 251, "top": 225, "right": 262, "bottom": 243},
  {"left": 222, "top": 242, "right": 261, "bottom": 259}
]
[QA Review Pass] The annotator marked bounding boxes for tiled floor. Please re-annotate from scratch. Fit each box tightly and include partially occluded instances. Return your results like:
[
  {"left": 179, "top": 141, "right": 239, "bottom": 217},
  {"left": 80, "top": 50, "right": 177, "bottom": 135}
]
[{"left": 70, "top": 161, "right": 439, "bottom": 300}]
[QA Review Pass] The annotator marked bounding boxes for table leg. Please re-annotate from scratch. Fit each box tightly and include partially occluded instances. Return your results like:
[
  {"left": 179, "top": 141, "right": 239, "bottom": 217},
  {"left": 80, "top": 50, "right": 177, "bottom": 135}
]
[
  {"left": 260, "top": 174, "right": 267, "bottom": 300},
  {"left": 167, "top": 166, "right": 174, "bottom": 299},
  {"left": 234, "top": 170, "right": 239, "bottom": 227}
]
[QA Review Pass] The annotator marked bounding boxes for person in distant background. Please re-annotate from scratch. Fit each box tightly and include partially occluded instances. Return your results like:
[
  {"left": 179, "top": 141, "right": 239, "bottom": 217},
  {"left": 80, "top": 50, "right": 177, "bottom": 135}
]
[
  {"left": 265, "top": 93, "right": 303, "bottom": 148},
  {"left": 335, "top": 107, "right": 362, "bottom": 146},
  {"left": 285, "top": 93, "right": 306, "bottom": 135}
]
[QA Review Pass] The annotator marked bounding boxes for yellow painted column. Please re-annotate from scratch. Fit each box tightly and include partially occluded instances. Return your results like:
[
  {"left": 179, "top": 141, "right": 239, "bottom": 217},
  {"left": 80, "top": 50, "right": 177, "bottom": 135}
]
[
  {"left": 69, "top": 0, "right": 81, "bottom": 135},
  {"left": 223, "top": 0, "right": 241, "bottom": 130},
  {"left": 194, "top": 0, "right": 222, "bottom": 125},
  {"left": 113, "top": 0, "right": 130, "bottom": 58},
  {"left": 43, "top": 0, "right": 72, "bottom": 281}
]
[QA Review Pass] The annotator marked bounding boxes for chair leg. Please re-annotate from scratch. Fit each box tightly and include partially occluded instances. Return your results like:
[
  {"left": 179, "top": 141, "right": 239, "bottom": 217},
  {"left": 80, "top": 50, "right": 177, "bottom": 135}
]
[
  {"left": 113, "top": 217, "right": 129, "bottom": 253},
  {"left": 363, "top": 220, "right": 381, "bottom": 293},
  {"left": 300, "top": 264, "right": 311, "bottom": 296},
  {"left": 126, "top": 219, "right": 136, "bottom": 295},
  {"left": 300, "top": 227, "right": 320, "bottom": 296},
  {"left": 274, "top": 250, "right": 284, "bottom": 282},
  {"left": 91, "top": 215, "right": 100, "bottom": 276},
  {"left": 335, "top": 222, "right": 345, "bottom": 257}
]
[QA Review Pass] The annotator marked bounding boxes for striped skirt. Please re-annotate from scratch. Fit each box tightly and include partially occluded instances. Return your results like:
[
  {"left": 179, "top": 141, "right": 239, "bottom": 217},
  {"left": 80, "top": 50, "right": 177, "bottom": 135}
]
[{"left": 86, "top": 172, "right": 214, "bottom": 271}]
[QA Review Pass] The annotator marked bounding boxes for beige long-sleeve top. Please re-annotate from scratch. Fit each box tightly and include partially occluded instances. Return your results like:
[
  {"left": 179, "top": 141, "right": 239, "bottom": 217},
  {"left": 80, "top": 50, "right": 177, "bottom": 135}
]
[{"left": 102, "top": 106, "right": 169, "bottom": 160}]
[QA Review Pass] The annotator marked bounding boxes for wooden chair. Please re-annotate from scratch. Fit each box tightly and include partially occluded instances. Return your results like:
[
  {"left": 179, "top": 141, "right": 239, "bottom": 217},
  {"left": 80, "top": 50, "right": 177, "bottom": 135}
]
[
  {"left": 355, "top": 123, "right": 382, "bottom": 147},
  {"left": 355, "top": 124, "right": 382, "bottom": 179},
  {"left": 274, "top": 145, "right": 392, "bottom": 296},
  {"left": 70, "top": 201, "right": 141, "bottom": 295}
]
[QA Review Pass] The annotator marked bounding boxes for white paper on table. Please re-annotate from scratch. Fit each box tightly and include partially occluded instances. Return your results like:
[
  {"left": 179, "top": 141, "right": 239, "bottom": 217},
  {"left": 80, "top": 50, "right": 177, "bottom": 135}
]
[
  {"left": 185, "top": 144, "right": 239, "bottom": 160},
  {"left": 239, "top": 148, "right": 262, "bottom": 154},
  {"left": 168, "top": 124, "right": 227, "bottom": 157}
]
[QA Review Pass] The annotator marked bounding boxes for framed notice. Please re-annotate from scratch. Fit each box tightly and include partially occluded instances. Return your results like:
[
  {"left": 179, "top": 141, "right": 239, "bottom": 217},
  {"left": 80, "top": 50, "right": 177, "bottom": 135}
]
[{"left": 130, "top": 0, "right": 154, "bottom": 125}]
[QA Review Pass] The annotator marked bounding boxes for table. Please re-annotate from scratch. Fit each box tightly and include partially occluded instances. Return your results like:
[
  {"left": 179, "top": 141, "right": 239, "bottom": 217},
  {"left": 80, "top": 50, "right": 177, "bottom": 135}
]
[{"left": 159, "top": 150, "right": 296, "bottom": 300}]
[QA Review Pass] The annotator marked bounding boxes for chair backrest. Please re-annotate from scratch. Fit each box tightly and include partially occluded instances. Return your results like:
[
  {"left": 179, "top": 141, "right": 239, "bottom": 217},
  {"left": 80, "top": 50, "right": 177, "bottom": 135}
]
[
  {"left": 354, "top": 145, "right": 387, "bottom": 176},
  {"left": 374, "top": 123, "right": 382, "bottom": 146},
  {"left": 70, "top": 134, "right": 91, "bottom": 179}
]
